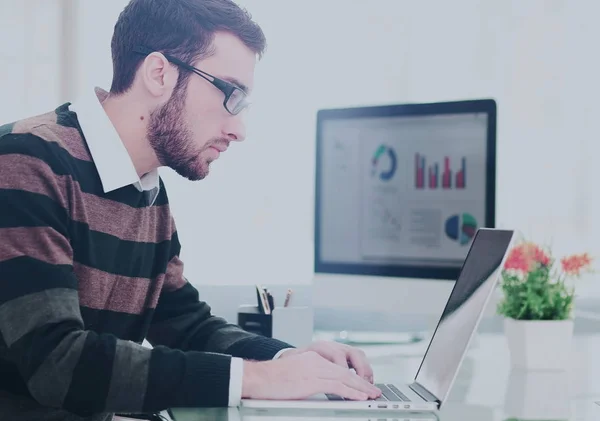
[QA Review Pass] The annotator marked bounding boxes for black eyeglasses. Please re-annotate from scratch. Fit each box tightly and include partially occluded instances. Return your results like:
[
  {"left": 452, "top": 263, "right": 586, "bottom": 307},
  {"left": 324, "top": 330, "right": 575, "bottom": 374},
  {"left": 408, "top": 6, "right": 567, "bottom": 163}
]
[{"left": 133, "top": 45, "right": 250, "bottom": 115}]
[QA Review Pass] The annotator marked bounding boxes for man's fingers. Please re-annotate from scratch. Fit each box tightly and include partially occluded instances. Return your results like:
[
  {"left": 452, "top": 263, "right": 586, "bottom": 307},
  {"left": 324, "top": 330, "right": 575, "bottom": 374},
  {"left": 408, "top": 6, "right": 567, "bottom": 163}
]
[
  {"left": 318, "top": 358, "right": 380, "bottom": 399},
  {"left": 347, "top": 348, "right": 373, "bottom": 381},
  {"left": 321, "top": 380, "right": 369, "bottom": 401},
  {"left": 342, "top": 370, "right": 381, "bottom": 399},
  {"left": 331, "top": 351, "right": 349, "bottom": 369},
  {"left": 313, "top": 345, "right": 350, "bottom": 369}
]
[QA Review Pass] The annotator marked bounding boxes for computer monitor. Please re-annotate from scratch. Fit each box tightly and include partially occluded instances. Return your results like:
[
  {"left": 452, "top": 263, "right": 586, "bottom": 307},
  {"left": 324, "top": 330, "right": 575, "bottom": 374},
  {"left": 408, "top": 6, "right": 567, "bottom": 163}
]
[{"left": 312, "top": 99, "right": 497, "bottom": 334}]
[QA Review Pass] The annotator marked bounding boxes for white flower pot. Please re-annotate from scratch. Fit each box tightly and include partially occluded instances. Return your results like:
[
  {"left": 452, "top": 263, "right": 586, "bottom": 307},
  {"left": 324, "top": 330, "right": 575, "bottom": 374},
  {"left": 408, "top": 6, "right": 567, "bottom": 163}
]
[
  {"left": 503, "top": 368, "right": 571, "bottom": 420},
  {"left": 504, "top": 318, "right": 574, "bottom": 370}
]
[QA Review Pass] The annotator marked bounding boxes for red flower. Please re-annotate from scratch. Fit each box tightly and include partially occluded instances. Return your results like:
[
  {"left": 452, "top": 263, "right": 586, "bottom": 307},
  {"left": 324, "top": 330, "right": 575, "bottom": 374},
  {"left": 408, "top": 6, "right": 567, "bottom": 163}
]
[
  {"left": 504, "top": 242, "right": 551, "bottom": 272},
  {"left": 561, "top": 253, "right": 592, "bottom": 276},
  {"left": 531, "top": 245, "right": 551, "bottom": 266},
  {"left": 504, "top": 246, "right": 530, "bottom": 272}
]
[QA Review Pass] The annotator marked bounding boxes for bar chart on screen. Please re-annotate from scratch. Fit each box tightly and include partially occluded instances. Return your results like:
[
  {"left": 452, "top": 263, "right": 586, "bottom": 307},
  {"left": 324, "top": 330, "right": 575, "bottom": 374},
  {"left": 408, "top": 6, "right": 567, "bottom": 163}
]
[{"left": 415, "top": 153, "right": 466, "bottom": 190}]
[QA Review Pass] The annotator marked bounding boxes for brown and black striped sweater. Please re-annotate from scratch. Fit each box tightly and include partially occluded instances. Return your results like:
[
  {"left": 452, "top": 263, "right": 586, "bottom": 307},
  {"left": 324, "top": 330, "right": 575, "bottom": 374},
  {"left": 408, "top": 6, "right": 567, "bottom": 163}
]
[{"left": 0, "top": 103, "right": 291, "bottom": 420}]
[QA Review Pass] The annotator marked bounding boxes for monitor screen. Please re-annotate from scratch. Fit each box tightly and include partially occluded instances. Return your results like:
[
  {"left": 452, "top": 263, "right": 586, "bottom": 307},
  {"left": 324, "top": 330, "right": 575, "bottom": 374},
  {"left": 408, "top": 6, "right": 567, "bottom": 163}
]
[
  {"left": 413, "top": 228, "right": 514, "bottom": 402},
  {"left": 314, "top": 100, "right": 496, "bottom": 280}
]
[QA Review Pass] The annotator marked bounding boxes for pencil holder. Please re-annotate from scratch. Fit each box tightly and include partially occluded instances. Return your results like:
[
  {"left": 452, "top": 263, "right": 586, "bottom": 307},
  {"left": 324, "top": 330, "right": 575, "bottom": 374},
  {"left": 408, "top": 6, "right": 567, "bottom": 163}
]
[
  {"left": 237, "top": 305, "right": 272, "bottom": 338},
  {"left": 237, "top": 305, "right": 313, "bottom": 347}
]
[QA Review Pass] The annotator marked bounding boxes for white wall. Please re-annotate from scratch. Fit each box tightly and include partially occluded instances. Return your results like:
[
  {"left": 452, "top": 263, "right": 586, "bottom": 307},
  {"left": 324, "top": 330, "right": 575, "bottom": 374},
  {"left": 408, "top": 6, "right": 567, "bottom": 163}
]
[
  {"left": 0, "top": 0, "right": 62, "bottom": 122},
  {"left": 72, "top": 1, "right": 600, "bottom": 299}
]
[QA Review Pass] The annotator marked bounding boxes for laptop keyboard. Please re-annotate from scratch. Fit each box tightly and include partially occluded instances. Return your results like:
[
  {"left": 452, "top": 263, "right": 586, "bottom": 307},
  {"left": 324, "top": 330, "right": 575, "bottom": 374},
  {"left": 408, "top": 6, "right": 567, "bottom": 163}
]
[
  {"left": 326, "top": 384, "right": 411, "bottom": 402},
  {"left": 386, "top": 384, "right": 410, "bottom": 401}
]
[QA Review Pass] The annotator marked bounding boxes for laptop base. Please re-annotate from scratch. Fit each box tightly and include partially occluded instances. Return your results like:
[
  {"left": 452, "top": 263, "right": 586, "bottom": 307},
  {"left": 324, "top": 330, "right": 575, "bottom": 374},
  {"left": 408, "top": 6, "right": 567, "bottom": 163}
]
[
  {"left": 240, "top": 397, "right": 437, "bottom": 412},
  {"left": 240, "top": 382, "right": 438, "bottom": 412}
]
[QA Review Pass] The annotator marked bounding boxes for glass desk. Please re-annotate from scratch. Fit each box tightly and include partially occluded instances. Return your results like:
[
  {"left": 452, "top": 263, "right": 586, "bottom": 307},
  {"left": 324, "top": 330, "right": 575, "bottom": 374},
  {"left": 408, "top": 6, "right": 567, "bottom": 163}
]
[{"left": 171, "top": 332, "right": 600, "bottom": 421}]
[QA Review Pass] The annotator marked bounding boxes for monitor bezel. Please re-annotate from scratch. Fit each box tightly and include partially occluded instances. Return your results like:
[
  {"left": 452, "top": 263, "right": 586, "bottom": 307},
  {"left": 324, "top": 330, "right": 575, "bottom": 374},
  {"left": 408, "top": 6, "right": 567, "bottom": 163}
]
[{"left": 314, "top": 99, "right": 497, "bottom": 281}]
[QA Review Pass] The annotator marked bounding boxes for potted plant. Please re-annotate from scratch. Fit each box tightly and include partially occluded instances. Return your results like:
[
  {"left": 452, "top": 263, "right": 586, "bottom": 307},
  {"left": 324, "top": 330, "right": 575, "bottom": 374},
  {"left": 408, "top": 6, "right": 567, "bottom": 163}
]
[{"left": 497, "top": 239, "right": 593, "bottom": 369}]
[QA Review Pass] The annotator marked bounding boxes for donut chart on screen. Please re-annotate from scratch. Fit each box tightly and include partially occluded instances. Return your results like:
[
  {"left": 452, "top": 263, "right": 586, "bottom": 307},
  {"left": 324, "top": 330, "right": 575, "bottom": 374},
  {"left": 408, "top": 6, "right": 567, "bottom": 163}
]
[
  {"left": 371, "top": 145, "right": 397, "bottom": 181},
  {"left": 445, "top": 213, "right": 477, "bottom": 245}
]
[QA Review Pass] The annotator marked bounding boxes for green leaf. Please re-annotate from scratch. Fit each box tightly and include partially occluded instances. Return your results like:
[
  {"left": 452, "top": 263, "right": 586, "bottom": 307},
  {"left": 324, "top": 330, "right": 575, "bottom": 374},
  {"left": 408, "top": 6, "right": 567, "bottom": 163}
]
[{"left": 496, "top": 264, "right": 575, "bottom": 321}]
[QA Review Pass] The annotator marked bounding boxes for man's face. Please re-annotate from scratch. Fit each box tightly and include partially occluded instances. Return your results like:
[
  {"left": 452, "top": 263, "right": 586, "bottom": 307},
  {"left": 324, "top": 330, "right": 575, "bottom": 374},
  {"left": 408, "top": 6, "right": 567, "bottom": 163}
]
[{"left": 147, "top": 31, "right": 256, "bottom": 181}]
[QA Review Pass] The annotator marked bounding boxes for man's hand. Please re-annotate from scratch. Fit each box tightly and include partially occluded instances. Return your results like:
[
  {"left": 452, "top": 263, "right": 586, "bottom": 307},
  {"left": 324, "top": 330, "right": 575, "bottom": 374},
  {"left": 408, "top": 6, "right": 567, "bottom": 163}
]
[
  {"left": 279, "top": 341, "right": 374, "bottom": 383},
  {"left": 242, "top": 351, "right": 381, "bottom": 401}
]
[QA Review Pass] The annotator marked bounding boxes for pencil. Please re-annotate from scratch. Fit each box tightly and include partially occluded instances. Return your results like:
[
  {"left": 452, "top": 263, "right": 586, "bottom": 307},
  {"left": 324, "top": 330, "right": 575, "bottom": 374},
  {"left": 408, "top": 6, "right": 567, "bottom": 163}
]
[{"left": 284, "top": 288, "right": 293, "bottom": 307}]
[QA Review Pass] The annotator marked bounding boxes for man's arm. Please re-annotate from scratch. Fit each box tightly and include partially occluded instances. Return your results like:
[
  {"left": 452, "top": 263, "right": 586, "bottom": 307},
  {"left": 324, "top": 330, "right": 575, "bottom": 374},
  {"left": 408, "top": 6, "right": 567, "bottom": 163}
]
[
  {"left": 0, "top": 134, "right": 236, "bottom": 415},
  {"left": 145, "top": 250, "right": 293, "bottom": 360},
  {"left": 144, "top": 222, "right": 298, "bottom": 406}
]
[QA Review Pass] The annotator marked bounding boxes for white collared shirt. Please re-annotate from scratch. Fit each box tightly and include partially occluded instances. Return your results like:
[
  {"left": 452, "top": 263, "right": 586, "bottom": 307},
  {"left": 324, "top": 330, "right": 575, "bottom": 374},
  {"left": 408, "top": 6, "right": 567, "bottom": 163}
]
[{"left": 70, "top": 87, "right": 160, "bottom": 206}]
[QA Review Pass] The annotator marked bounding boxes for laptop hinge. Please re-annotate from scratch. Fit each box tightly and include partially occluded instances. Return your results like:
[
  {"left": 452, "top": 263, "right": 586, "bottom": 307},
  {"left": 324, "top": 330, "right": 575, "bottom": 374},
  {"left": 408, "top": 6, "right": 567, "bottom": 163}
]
[{"left": 409, "top": 382, "right": 441, "bottom": 404}]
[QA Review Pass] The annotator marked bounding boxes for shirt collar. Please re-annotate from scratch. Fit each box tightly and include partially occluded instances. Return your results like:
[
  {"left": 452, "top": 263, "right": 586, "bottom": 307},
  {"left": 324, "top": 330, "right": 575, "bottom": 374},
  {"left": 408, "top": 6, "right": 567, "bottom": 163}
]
[{"left": 69, "top": 87, "right": 160, "bottom": 196}]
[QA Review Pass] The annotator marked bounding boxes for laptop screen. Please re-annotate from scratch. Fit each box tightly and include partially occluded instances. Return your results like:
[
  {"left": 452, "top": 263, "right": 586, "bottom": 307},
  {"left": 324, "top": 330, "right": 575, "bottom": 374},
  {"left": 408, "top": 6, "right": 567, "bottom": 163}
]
[{"left": 414, "top": 228, "right": 513, "bottom": 402}]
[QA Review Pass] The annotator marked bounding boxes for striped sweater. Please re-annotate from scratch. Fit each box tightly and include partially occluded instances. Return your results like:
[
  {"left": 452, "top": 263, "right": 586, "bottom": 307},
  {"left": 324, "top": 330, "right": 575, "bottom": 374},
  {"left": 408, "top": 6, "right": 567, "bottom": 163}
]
[{"left": 0, "top": 104, "right": 290, "bottom": 420}]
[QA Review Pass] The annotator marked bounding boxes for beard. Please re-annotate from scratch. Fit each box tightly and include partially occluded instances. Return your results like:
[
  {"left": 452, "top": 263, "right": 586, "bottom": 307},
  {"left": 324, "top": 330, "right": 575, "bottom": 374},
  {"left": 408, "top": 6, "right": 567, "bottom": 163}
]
[{"left": 147, "top": 87, "right": 223, "bottom": 181}]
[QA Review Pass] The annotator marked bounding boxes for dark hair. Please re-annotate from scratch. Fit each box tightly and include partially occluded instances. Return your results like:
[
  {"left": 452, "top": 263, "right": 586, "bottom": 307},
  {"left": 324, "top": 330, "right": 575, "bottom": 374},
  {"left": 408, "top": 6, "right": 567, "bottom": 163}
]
[{"left": 109, "top": 0, "right": 266, "bottom": 95}]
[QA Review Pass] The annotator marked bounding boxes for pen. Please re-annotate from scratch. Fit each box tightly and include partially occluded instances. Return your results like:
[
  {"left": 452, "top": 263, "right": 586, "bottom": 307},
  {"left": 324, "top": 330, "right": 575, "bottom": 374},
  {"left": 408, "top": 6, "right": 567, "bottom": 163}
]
[
  {"left": 256, "top": 284, "right": 267, "bottom": 314},
  {"left": 260, "top": 286, "right": 272, "bottom": 315},
  {"left": 284, "top": 288, "right": 293, "bottom": 307}
]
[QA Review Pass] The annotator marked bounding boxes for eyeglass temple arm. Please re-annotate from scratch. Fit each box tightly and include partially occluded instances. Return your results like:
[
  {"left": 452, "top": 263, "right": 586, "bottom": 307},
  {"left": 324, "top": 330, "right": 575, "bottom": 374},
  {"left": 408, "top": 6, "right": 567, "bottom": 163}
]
[{"left": 132, "top": 45, "right": 215, "bottom": 83}]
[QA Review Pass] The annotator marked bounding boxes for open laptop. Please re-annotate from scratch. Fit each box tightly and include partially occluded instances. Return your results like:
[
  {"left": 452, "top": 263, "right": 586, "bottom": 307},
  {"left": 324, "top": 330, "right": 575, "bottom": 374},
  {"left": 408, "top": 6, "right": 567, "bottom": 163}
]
[{"left": 240, "top": 228, "right": 514, "bottom": 412}]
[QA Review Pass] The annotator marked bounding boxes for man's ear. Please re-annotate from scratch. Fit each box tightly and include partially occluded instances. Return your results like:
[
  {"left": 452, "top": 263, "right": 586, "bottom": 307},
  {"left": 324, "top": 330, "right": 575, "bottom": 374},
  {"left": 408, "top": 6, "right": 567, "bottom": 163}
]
[{"left": 139, "top": 52, "right": 178, "bottom": 98}]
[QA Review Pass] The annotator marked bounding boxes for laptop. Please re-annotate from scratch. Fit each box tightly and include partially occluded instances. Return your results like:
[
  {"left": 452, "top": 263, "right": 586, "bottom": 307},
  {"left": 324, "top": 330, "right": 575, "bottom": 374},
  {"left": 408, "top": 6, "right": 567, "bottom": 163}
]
[{"left": 240, "top": 228, "right": 515, "bottom": 412}]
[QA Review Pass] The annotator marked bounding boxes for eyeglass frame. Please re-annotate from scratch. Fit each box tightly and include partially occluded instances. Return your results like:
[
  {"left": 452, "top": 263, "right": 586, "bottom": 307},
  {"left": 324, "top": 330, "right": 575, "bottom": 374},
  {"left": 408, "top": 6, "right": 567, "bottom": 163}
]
[{"left": 132, "top": 45, "right": 250, "bottom": 115}]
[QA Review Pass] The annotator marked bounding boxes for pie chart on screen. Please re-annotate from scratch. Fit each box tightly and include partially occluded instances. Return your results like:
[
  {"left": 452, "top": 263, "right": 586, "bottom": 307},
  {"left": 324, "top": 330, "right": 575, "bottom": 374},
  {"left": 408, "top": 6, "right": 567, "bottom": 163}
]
[{"left": 445, "top": 213, "right": 477, "bottom": 245}]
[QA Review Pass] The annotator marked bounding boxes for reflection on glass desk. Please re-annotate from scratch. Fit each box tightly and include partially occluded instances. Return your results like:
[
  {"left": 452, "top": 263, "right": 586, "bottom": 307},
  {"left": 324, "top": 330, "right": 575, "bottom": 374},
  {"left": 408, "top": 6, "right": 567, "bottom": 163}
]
[{"left": 171, "top": 332, "right": 600, "bottom": 421}]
